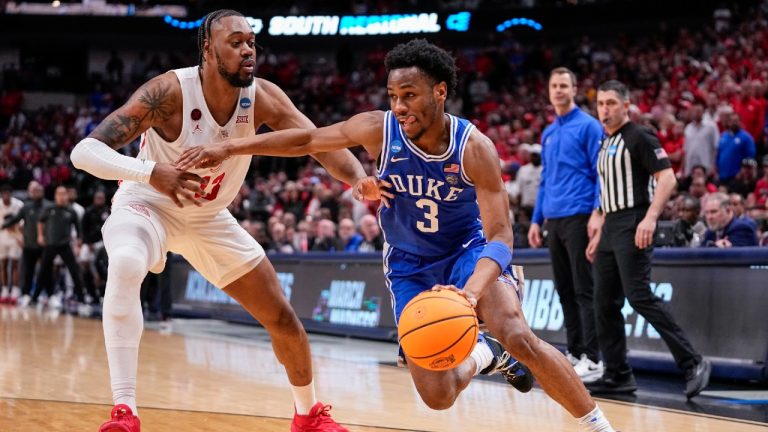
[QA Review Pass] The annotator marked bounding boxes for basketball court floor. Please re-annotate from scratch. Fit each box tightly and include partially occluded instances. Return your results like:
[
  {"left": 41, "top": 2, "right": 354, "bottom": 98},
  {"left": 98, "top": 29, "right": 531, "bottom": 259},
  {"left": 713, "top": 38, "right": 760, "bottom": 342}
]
[{"left": 1, "top": 306, "right": 766, "bottom": 431}]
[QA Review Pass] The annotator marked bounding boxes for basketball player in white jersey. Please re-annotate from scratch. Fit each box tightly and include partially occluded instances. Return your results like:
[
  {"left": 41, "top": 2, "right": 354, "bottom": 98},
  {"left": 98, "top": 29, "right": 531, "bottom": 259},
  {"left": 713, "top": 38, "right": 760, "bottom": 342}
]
[
  {"left": 0, "top": 184, "right": 23, "bottom": 304},
  {"left": 70, "top": 9, "right": 362, "bottom": 432}
]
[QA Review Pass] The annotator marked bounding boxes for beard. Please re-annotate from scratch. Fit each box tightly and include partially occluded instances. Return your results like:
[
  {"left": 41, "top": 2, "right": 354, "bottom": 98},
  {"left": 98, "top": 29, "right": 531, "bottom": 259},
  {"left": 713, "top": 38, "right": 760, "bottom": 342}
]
[{"left": 216, "top": 52, "right": 254, "bottom": 88}]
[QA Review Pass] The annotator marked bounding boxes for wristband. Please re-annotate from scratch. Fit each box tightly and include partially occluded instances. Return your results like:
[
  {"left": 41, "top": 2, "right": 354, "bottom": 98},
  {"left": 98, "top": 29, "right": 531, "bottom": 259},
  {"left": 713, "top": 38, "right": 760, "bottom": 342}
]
[{"left": 479, "top": 241, "right": 513, "bottom": 272}]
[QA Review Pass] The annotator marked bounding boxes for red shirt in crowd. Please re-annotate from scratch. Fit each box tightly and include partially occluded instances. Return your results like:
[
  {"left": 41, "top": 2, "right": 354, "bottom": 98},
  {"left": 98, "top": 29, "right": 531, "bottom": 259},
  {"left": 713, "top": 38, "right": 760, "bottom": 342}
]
[{"left": 755, "top": 177, "right": 768, "bottom": 208}]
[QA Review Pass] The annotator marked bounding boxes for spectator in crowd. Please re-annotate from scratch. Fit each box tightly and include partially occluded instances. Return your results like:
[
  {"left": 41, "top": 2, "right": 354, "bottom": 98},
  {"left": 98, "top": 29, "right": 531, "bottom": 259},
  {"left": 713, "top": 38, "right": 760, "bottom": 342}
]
[
  {"left": 728, "top": 158, "right": 759, "bottom": 198},
  {"left": 269, "top": 222, "right": 296, "bottom": 253},
  {"left": 529, "top": 67, "right": 604, "bottom": 382},
  {"left": 749, "top": 155, "right": 768, "bottom": 219},
  {"left": 503, "top": 165, "right": 521, "bottom": 208},
  {"left": 0, "top": 184, "right": 24, "bottom": 303},
  {"left": 672, "top": 195, "right": 707, "bottom": 247},
  {"left": 310, "top": 219, "right": 344, "bottom": 252},
  {"left": 683, "top": 103, "right": 719, "bottom": 178},
  {"left": 357, "top": 214, "right": 383, "bottom": 252},
  {"left": 657, "top": 115, "right": 685, "bottom": 177},
  {"left": 1, "top": 180, "right": 50, "bottom": 307},
  {"left": 717, "top": 112, "right": 756, "bottom": 184},
  {"left": 732, "top": 81, "right": 765, "bottom": 144},
  {"left": 702, "top": 192, "right": 758, "bottom": 247},
  {"left": 729, "top": 193, "right": 749, "bottom": 220},
  {"left": 517, "top": 144, "right": 543, "bottom": 211},
  {"left": 338, "top": 217, "right": 363, "bottom": 251},
  {"left": 35, "top": 185, "right": 87, "bottom": 309}
]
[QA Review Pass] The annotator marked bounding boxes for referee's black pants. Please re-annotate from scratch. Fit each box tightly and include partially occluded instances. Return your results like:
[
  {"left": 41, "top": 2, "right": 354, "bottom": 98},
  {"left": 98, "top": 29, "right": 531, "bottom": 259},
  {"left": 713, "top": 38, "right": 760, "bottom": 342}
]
[
  {"left": 594, "top": 207, "right": 701, "bottom": 376},
  {"left": 547, "top": 214, "right": 599, "bottom": 362}
]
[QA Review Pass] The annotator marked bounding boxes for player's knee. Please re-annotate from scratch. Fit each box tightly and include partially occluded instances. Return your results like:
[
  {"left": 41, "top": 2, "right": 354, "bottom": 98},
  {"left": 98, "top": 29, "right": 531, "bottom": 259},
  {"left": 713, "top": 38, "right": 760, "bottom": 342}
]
[
  {"left": 496, "top": 317, "right": 538, "bottom": 360},
  {"left": 104, "top": 248, "right": 147, "bottom": 320},
  {"left": 418, "top": 388, "right": 457, "bottom": 410},
  {"left": 263, "top": 303, "right": 302, "bottom": 333},
  {"left": 107, "top": 248, "right": 148, "bottom": 284}
]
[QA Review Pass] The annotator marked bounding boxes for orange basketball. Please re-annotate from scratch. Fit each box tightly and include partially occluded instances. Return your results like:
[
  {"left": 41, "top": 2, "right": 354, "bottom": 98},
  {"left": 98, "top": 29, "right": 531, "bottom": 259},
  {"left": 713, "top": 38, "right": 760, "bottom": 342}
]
[{"left": 397, "top": 289, "right": 479, "bottom": 371}]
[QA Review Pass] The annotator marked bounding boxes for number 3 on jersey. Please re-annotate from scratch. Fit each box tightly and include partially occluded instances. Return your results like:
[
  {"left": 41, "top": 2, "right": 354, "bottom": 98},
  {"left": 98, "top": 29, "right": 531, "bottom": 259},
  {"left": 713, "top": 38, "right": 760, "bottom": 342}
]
[
  {"left": 195, "top": 172, "right": 226, "bottom": 201},
  {"left": 415, "top": 198, "right": 438, "bottom": 233}
]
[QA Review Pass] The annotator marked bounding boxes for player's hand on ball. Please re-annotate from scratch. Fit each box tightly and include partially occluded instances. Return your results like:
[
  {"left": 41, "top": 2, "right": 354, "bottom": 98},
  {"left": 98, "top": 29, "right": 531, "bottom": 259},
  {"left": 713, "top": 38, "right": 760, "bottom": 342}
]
[
  {"left": 176, "top": 144, "right": 229, "bottom": 171},
  {"left": 353, "top": 176, "right": 395, "bottom": 207},
  {"left": 431, "top": 284, "right": 478, "bottom": 308},
  {"left": 149, "top": 163, "right": 205, "bottom": 208}
]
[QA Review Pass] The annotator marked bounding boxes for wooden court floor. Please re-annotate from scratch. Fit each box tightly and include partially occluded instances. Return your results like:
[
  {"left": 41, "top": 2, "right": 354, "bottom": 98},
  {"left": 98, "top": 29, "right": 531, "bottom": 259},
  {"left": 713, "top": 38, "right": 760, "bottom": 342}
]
[{"left": 1, "top": 306, "right": 765, "bottom": 432}]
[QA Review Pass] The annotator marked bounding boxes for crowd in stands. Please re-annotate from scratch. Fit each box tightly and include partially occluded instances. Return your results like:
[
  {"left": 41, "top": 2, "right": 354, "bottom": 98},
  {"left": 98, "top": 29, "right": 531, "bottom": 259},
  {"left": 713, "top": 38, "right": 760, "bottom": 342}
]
[{"left": 2, "top": 2, "right": 768, "bottom": 310}]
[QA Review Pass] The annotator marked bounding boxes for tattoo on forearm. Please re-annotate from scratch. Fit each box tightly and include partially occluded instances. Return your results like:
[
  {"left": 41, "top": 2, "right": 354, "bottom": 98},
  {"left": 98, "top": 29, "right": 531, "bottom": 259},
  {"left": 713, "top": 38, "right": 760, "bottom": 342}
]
[
  {"left": 91, "top": 82, "right": 174, "bottom": 148},
  {"left": 92, "top": 114, "right": 142, "bottom": 147}
]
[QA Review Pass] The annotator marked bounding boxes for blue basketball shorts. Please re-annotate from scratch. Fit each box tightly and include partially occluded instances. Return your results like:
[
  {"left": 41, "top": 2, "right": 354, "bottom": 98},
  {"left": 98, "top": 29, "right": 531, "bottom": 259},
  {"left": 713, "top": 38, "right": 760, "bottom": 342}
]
[{"left": 383, "top": 242, "right": 520, "bottom": 324}]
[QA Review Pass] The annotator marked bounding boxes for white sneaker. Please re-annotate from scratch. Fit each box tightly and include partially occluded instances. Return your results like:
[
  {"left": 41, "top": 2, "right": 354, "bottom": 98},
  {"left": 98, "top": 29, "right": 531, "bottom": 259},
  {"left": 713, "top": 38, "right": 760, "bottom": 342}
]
[
  {"left": 566, "top": 352, "right": 580, "bottom": 367},
  {"left": 77, "top": 303, "right": 93, "bottom": 317},
  {"left": 18, "top": 294, "right": 32, "bottom": 308},
  {"left": 573, "top": 353, "right": 604, "bottom": 383},
  {"left": 48, "top": 293, "right": 63, "bottom": 310}
]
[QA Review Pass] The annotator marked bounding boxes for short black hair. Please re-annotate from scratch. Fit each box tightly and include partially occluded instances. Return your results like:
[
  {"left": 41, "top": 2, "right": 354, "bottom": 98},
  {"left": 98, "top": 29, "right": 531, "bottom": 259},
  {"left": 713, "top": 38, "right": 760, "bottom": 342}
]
[
  {"left": 0, "top": 184, "right": 11, "bottom": 193},
  {"left": 384, "top": 39, "right": 457, "bottom": 98},
  {"left": 598, "top": 80, "right": 630, "bottom": 101},
  {"left": 197, "top": 9, "right": 245, "bottom": 66}
]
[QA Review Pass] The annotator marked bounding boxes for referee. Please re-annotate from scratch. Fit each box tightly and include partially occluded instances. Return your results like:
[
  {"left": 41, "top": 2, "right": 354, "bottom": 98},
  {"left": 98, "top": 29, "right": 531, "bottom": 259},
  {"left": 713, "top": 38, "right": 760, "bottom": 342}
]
[{"left": 586, "top": 80, "right": 711, "bottom": 399}]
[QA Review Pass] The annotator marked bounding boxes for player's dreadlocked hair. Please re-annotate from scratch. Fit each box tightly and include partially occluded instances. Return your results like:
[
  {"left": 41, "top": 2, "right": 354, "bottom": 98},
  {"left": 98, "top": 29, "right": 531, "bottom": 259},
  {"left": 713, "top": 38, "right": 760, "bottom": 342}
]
[
  {"left": 197, "top": 9, "right": 244, "bottom": 67},
  {"left": 384, "top": 39, "right": 458, "bottom": 98}
]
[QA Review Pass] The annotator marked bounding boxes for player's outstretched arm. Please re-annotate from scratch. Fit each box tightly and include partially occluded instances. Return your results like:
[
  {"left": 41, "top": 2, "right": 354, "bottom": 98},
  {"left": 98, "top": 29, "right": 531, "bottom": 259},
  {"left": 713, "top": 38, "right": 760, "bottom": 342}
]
[
  {"left": 70, "top": 73, "right": 205, "bottom": 208},
  {"left": 460, "top": 130, "right": 515, "bottom": 303},
  {"left": 254, "top": 79, "right": 379, "bottom": 186},
  {"left": 176, "top": 111, "right": 385, "bottom": 170}
]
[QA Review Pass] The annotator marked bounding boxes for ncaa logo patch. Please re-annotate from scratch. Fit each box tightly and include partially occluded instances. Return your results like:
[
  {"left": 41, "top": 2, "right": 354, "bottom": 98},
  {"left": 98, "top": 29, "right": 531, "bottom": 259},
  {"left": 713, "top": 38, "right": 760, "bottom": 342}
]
[
  {"left": 391, "top": 140, "right": 403, "bottom": 153},
  {"left": 240, "top": 97, "right": 252, "bottom": 109}
]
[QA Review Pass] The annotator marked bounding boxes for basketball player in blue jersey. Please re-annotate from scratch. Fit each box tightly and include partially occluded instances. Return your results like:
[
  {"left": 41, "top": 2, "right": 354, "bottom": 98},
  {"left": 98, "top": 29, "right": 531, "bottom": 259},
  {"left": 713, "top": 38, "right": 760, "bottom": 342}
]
[
  {"left": 177, "top": 39, "right": 617, "bottom": 431},
  {"left": 71, "top": 9, "right": 357, "bottom": 432}
]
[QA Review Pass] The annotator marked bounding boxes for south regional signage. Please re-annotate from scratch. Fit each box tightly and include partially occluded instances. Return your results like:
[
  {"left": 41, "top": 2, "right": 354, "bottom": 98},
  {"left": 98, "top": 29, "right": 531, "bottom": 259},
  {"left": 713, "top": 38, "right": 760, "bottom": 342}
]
[{"left": 163, "top": 12, "right": 471, "bottom": 36}]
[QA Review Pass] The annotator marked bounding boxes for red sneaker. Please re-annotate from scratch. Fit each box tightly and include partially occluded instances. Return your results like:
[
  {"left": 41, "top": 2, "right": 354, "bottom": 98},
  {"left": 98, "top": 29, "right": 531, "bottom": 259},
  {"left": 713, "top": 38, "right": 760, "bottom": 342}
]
[
  {"left": 290, "top": 402, "right": 348, "bottom": 432},
  {"left": 99, "top": 404, "right": 141, "bottom": 432}
]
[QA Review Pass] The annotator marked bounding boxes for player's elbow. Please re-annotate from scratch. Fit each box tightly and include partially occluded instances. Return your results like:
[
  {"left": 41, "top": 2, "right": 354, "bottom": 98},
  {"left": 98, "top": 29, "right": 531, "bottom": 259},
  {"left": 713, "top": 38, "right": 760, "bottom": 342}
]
[{"left": 70, "top": 140, "right": 88, "bottom": 170}]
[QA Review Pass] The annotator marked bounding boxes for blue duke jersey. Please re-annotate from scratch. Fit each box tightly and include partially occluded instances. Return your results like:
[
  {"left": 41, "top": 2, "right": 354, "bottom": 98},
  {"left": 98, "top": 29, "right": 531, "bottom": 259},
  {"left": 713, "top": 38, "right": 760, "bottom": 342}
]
[{"left": 377, "top": 111, "right": 484, "bottom": 256}]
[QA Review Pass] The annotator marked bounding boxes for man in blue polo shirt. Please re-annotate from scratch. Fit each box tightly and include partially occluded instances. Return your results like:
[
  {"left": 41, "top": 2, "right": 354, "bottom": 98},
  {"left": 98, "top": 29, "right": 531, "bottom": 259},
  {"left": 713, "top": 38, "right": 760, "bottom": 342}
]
[
  {"left": 529, "top": 67, "right": 605, "bottom": 382},
  {"left": 717, "top": 111, "right": 756, "bottom": 184}
]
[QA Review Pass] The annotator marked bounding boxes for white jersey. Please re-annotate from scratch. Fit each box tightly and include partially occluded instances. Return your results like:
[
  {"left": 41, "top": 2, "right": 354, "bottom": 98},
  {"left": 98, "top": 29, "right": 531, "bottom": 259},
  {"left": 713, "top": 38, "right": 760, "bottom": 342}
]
[
  {"left": 116, "top": 66, "right": 256, "bottom": 213},
  {"left": 0, "top": 197, "right": 23, "bottom": 241}
]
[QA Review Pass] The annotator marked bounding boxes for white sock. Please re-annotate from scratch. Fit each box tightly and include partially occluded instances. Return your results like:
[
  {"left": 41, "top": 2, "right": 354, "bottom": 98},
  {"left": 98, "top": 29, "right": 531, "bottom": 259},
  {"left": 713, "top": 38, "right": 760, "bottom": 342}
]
[
  {"left": 11, "top": 286, "right": 20, "bottom": 298},
  {"left": 291, "top": 381, "right": 317, "bottom": 415},
  {"left": 0, "top": 286, "right": 8, "bottom": 297},
  {"left": 107, "top": 346, "right": 139, "bottom": 415},
  {"left": 578, "top": 405, "right": 615, "bottom": 432},
  {"left": 470, "top": 337, "right": 494, "bottom": 376}
]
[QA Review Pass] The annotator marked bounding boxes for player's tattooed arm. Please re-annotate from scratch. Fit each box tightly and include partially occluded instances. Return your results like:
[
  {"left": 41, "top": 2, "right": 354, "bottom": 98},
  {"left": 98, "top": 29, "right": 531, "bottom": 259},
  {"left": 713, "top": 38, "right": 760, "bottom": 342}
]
[{"left": 88, "top": 73, "right": 178, "bottom": 150}]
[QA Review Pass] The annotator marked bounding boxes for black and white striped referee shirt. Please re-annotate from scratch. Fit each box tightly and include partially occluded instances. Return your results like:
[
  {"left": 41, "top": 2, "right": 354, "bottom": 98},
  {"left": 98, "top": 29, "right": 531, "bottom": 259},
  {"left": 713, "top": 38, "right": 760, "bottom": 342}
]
[{"left": 597, "top": 122, "right": 672, "bottom": 214}]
